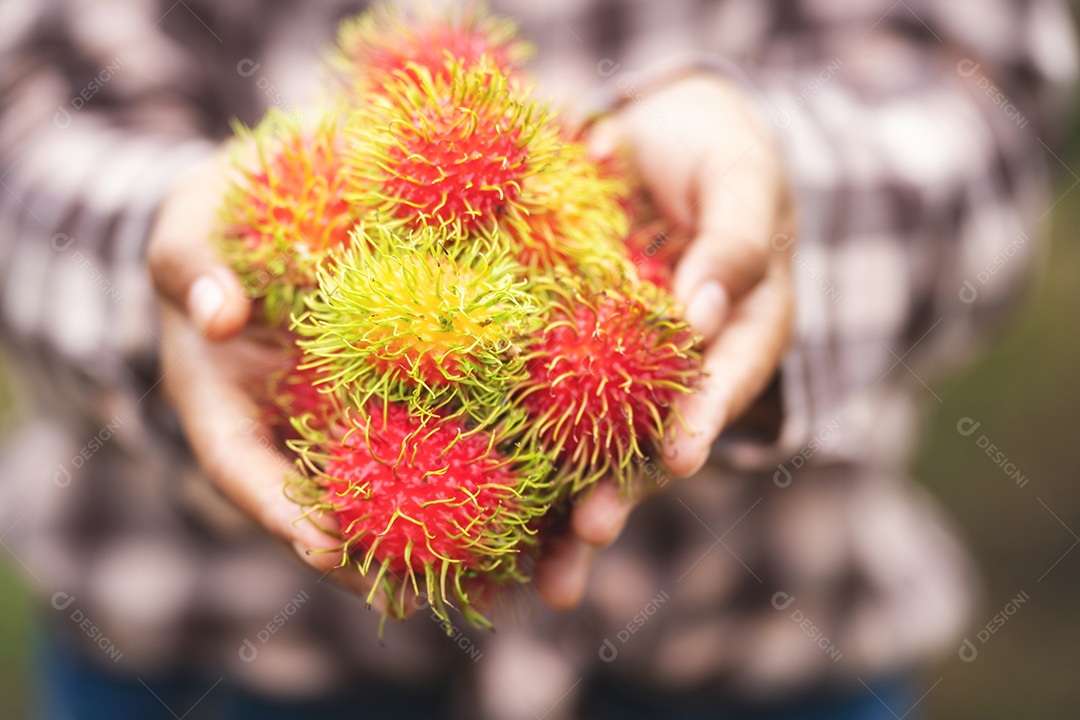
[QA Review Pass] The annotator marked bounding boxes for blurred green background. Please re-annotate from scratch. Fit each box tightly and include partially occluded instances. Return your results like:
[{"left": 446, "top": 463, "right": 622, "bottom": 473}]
[
  {"left": 913, "top": 128, "right": 1080, "bottom": 717},
  {"left": 1, "top": 118, "right": 1078, "bottom": 720}
]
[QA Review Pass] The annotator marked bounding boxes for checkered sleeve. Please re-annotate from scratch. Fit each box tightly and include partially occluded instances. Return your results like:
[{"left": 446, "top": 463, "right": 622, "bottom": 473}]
[
  {"left": 707, "top": 0, "right": 1078, "bottom": 472},
  {"left": 0, "top": 2, "right": 215, "bottom": 419}
]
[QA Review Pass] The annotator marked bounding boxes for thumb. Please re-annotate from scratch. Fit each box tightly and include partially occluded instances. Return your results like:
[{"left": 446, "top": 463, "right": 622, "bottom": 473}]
[
  {"left": 147, "top": 153, "right": 251, "bottom": 340},
  {"left": 671, "top": 142, "right": 780, "bottom": 344}
]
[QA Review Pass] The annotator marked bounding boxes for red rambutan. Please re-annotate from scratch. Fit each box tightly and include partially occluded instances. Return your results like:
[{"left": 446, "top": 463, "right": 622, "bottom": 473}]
[
  {"left": 334, "top": 3, "right": 531, "bottom": 95},
  {"left": 263, "top": 350, "right": 342, "bottom": 444},
  {"left": 517, "top": 276, "right": 702, "bottom": 494},
  {"left": 290, "top": 402, "right": 550, "bottom": 627},
  {"left": 218, "top": 110, "right": 359, "bottom": 326},
  {"left": 344, "top": 59, "right": 559, "bottom": 241}
]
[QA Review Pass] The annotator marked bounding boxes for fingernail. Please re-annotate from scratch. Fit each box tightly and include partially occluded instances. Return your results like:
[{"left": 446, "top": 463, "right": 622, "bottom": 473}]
[
  {"left": 188, "top": 276, "right": 224, "bottom": 333},
  {"left": 685, "top": 281, "right": 727, "bottom": 341}
]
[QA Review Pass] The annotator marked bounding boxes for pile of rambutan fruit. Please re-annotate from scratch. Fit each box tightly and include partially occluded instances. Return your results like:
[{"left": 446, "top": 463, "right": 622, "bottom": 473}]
[{"left": 216, "top": 4, "right": 702, "bottom": 630}]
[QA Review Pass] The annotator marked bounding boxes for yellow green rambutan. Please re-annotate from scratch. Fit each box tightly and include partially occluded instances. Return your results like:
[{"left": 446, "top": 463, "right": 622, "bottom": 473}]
[
  {"left": 294, "top": 223, "right": 538, "bottom": 422},
  {"left": 508, "top": 129, "right": 633, "bottom": 278}
]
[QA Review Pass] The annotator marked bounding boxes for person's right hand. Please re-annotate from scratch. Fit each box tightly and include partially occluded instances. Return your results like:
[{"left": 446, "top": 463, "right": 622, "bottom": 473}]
[{"left": 146, "top": 154, "right": 384, "bottom": 606}]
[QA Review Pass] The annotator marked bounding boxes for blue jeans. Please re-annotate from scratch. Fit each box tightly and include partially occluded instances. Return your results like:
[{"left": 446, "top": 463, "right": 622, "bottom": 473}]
[
  {"left": 36, "top": 627, "right": 452, "bottom": 720},
  {"left": 580, "top": 673, "right": 919, "bottom": 720},
  {"left": 38, "top": 629, "right": 917, "bottom": 720}
]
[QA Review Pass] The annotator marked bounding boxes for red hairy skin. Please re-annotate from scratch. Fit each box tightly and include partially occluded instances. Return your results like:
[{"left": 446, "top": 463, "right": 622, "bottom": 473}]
[
  {"left": 291, "top": 403, "right": 550, "bottom": 627},
  {"left": 335, "top": 4, "right": 531, "bottom": 94},
  {"left": 327, "top": 405, "right": 521, "bottom": 573},
  {"left": 519, "top": 281, "right": 701, "bottom": 493},
  {"left": 219, "top": 112, "right": 358, "bottom": 325},
  {"left": 381, "top": 115, "right": 527, "bottom": 235},
  {"left": 345, "top": 61, "right": 552, "bottom": 241},
  {"left": 264, "top": 353, "right": 339, "bottom": 444}
]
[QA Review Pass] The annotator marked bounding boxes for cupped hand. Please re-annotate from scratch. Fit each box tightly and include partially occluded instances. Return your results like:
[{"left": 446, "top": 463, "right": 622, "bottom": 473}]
[
  {"left": 537, "top": 73, "right": 796, "bottom": 610},
  {"left": 147, "top": 154, "right": 384, "bottom": 606}
]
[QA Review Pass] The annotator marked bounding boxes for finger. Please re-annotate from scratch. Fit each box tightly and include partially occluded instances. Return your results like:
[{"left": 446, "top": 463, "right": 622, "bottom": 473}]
[
  {"left": 536, "top": 535, "right": 595, "bottom": 611},
  {"left": 571, "top": 481, "right": 634, "bottom": 548},
  {"left": 147, "top": 156, "right": 251, "bottom": 340},
  {"left": 161, "top": 304, "right": 391, "bottom": 607},
  {"left": 159, "top": 303, "right": 338, "bottom": 558},
  {"left": 664, "top": 258, "right": 793, "bottom": 477},
  {"left": 671, "top": 143, "right": 780, "bottom": 345}
]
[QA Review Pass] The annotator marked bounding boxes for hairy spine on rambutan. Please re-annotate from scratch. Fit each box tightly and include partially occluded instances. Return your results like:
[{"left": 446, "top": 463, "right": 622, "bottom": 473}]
[
  {"left": 344, "top": 58, "right": 559, "bottom": 242},
  {"left": 217, "top": 109, "right": 359, "bottom": 326},
  {"left": 623, "top": 216, "right": 679, "bottom": 290},
  {"left": 588, "top": 141, "right": 686, "bottom": 289},
  {"left": 621, "top": 181, "right": 688, "bottom": 291},
  {"left": 294, "top": 223, "right": 538, "bottom": 423},
  {"left": 516, "top": 274, "right": 702, "bottom": 494},
  {"left": 506, "top": 132, "right": 633, "bottom": 278},
  {"left": 263, "top": 350, "right": 343, "bottom": 444},
  {"left": 288, "top": 402, "right": 551, "bottom": 628},
  {"left": 333, "top": 2, "right": 532, "bottom": 96}
]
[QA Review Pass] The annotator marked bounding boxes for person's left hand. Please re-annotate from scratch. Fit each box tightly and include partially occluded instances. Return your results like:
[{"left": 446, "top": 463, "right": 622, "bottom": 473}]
[{"left": 536, "top": 73, "right": 796, "bottom": 609}]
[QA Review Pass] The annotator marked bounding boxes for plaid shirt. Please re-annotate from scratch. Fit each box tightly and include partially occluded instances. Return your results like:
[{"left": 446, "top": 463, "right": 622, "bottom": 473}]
[{"left": 0, "top": 0, "right": 1075, "bottom": 716}]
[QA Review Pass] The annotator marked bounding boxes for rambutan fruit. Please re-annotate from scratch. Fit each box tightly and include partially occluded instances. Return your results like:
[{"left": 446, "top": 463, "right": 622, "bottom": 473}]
[
  {"left": 289, "top": 402, "right": 550, "bottom": 627},
  {"left": 619, "top": 174, "right": 690, "bottom": 291},
  {"left": 508, "top": 136, "right": 633, "bottom": 277},
  {"left": 294, "top": 223, "right": 537, "bottom": 422},
  {"left": 516, "top": 275, "right": 702, "bottom": 495},
  {"left": 263, "top": 350, "right": 342, "bottom": 444},
  {"left": 345, "top": 59, "right": 632, "bottom": 277},
  {"left": 334, "top": 3, "right": 531, "bottom": 95},
  {"left": 589, "top": 141, "right": 684, "bottom": 289},
  {"left": 344, "top": 59, "right": 559, "bottom": 242},
  {"left": 623, "top": 217, "right": 679, "bottom": 290},
  {"left": 218, "top": 109, "right": 359, "bottom": 326}
]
